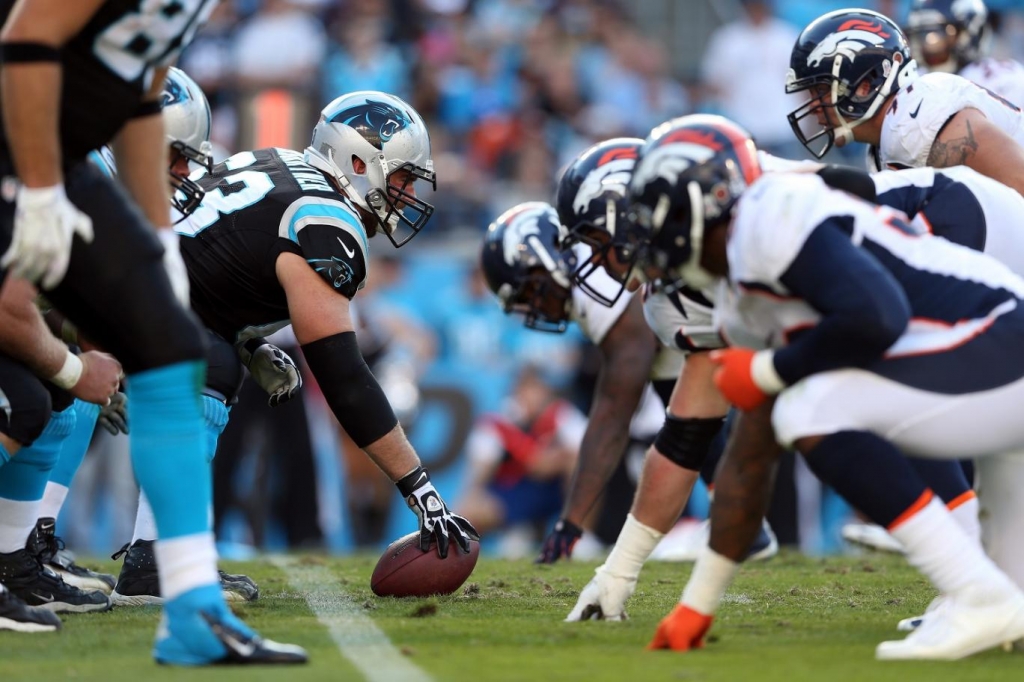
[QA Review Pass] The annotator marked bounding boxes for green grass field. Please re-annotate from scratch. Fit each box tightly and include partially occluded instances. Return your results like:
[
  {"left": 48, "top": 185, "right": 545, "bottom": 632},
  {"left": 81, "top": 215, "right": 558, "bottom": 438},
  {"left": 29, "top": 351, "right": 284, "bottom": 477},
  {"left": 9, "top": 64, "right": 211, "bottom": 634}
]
[{"left": 1, "top": 552, "right": 1021, "bottom": 681}]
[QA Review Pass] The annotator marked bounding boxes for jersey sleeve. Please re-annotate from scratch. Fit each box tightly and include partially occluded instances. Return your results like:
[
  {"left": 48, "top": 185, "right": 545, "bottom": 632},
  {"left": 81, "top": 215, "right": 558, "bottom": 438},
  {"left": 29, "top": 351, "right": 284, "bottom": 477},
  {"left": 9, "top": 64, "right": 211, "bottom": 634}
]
[
  {"left": 642, "top": 286, "right": 724, "bottom": 354},
  {"left": 274, "top": 197, "right": 370, "bottom": 299},
  {"left": 880, "top": 73, "right": 975, "bottom": 169}
]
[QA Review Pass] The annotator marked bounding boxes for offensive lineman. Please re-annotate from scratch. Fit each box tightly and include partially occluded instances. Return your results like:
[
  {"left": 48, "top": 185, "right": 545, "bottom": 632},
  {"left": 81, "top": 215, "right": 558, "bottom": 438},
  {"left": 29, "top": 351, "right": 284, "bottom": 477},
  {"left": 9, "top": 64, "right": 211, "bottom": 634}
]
[{"left": 0, "top": 0, "right": 305, "bottom": 663}]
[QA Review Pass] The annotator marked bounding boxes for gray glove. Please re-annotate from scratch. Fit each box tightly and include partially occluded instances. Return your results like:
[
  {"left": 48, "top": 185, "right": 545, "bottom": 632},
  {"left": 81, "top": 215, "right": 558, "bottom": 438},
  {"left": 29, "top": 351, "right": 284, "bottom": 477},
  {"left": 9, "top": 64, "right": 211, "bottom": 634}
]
[
  {"left": 98, "top": 391, "right": 128, "bottom": 435},
  {"left": 240, "top": 340, "right": 302, "bottom": 407}
]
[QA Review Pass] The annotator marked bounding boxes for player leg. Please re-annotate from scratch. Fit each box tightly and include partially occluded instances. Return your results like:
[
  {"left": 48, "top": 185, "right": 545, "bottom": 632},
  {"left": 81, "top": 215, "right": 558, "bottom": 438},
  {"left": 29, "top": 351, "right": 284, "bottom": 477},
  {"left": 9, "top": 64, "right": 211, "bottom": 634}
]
[
  {"left": 43, "top": 162, "right": 302, "bottom": 663},
  {"left": 114, "top": 331, "right": 256, "bottom": 605},
  {"left": 0, "top": 356, "right": 109, "bottom": 614},
  {"left": 773, "top": 368, "right": 1024, "bottom": 659},
  {"left": 33, "top": 396, "right": 115, "bottom": 592}
]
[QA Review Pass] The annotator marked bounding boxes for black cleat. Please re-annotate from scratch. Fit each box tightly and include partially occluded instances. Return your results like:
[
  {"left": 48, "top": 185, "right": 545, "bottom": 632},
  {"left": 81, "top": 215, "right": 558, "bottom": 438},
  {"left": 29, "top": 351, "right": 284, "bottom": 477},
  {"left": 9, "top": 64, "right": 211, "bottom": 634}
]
[
  {"left": 30, "top": 518, "right": 115, "bottom": 594},
  {"left": 0, "top": 585, "right": 62, "bottom": 632},
  {"left": 112, "top": 540, "right": 260, "bottom": 606},
  {"left": 0, "top": 548, "right": 110, "bottom": 614}
]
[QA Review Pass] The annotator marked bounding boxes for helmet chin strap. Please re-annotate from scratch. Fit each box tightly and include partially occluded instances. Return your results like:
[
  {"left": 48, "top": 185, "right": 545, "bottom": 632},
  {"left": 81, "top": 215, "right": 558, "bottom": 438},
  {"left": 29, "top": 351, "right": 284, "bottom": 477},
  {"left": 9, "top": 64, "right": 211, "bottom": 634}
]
[{"left": 675, "top": 181, "right": 715, "bottom": 290}]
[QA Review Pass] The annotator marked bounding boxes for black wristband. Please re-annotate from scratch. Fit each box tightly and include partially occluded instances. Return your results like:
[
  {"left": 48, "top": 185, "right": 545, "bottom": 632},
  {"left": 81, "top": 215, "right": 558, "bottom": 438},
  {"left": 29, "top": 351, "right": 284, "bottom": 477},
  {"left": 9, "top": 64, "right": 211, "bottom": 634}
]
[
  {"left": 130, "top": 99, "right": 163, "bottom": 119},
  {"left": 0, "top": 42, "right": 60, "bottom": 63},
  {"left": 396, "top": 466, "right": 427, "bottom": 496},
  {"left": 301, "top": 331, "right": 398, "bottom": 447}
]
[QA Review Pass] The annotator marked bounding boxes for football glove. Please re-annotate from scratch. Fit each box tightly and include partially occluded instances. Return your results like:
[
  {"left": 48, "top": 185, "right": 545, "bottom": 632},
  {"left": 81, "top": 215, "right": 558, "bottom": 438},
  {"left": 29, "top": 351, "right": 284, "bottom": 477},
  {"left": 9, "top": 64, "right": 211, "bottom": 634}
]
[
  {"left": 156, "top": 228, "right": 190, "bottom": 306},
  {"left": 709, "top": 348, "right": 784, "bottom": 411},
  {"left": 536, "top": 518, "right": 583, "bottom": 564},
  {"left": 648, "top": 603, "right": 715, "bottom": 651},
  {"left": 98, "top": 391, "right": 129, "bottom": 435},
  {"left": 2, "top": 184, "right": 94, "bottom": 290},
  {"left": 565, "top": 565, "right": 636, "bottom": 622},
  {"left": 397, "top": 466, "right": 479, "bottom": 559},
  {"left": 241, "top": 341, "right": 302, "bottom": 407}
]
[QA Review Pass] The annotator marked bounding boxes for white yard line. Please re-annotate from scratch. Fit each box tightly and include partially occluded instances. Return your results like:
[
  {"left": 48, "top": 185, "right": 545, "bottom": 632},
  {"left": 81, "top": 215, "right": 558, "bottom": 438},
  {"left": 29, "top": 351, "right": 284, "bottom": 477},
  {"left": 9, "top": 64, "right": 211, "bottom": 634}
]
[{"left": 271, "top": 556, "right": 433, "bottom": 682}]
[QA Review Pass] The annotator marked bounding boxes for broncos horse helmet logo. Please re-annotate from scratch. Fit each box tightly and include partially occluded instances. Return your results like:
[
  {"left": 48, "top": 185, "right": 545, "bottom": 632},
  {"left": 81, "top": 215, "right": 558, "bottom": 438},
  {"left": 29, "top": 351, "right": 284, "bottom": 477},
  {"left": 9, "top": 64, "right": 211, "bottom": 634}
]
[
  {"left": 330, "top": 99, "right": 413, "bottom": 149},
  {"left": 807, "top": 20, "right": 892, "bottom": 68},
  {"left": 308, "top": 256, "right": 355, "bottom": 289}
]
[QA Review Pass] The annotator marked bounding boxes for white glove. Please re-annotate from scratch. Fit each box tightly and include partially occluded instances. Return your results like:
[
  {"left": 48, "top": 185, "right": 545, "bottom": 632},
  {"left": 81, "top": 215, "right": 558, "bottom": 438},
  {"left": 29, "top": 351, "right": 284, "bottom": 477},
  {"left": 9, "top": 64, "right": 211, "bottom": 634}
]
[
  {"left": 245, "top": 343, "right": 302, "bottom": 407},
  {"left": 2, "top": 184, "right": 94, "bottom": 289},
  {"left": 565, "top": 565, "right": 637, "bottom": 622},
  {"left": 157, "top": 228, "right": 190, "bottom": 306}
]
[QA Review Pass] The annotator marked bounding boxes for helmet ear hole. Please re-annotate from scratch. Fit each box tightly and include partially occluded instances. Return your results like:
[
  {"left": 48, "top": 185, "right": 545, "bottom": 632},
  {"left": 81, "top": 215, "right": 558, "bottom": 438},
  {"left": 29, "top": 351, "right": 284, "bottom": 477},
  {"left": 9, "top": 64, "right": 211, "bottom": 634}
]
[{"left": 351, "top": 155, "right": 367, "bottom": 174}]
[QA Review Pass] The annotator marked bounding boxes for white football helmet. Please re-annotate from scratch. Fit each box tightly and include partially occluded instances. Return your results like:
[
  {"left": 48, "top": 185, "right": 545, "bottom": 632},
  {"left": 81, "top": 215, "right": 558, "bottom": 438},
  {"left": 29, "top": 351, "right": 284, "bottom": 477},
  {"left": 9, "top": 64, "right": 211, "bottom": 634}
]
[
  {"left": 162, "top": 66, "right": 214, "bottom": 218},
  {"left": 304, "top": 91, "right": 436, "bottom": 247}
]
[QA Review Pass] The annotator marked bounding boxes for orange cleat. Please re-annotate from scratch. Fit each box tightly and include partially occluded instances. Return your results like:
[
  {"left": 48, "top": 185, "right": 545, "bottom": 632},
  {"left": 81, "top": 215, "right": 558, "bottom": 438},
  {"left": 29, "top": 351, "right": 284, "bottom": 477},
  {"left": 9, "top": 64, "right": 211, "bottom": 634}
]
[{"left": 648, "top": 604, "right": 715, "bottom": 651}]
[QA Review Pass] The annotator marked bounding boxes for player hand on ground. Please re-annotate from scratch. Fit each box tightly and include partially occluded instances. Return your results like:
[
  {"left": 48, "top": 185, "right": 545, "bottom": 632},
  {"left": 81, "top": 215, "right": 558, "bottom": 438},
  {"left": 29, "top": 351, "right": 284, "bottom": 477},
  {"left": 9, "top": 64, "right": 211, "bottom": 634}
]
[
  {"left": 536, "top": 518, "right": 583, "bottom": 564},
  {"left": 565, "top": 566, "right": 636, "bottom": 621},
  {"left": 3, "top": 184, "right": 93, "bottom": 290},
  {"left": 244, "top": 342, "right": 302, "bottom": 407},
  {"left": 71, "top": 351, "right": 122, "bottom": 406},
  {"left": 156, "top": 229, "right": 190, "bottom": 306},
  {"left": 397, "top": 466, "right": 480, "bottom": 559},
  {"left": 648, "top": 604, "right": 715, "bottom": 651},
  {"left": 98, "top": 391, "right": 128, "bottom": 435}
]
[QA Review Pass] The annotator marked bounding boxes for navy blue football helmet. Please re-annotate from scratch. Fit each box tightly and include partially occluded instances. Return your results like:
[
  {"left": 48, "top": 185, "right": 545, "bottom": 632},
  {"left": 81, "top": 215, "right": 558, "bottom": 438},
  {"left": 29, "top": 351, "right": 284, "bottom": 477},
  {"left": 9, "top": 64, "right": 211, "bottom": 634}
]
[
  {"left": 555, "top": 137, "right": 643, "bottom": 307},
  {"left": 627, "top": 115, "right": 761, "bottom": 293},
  {"left": 480, "top": 202, "right": 577, "bottom": 333},
  {"left": 906, "top": 0, "right": 988, "bottom": 73},
  {"left": 786, "top": 9, "right": 918, "bottom": 158}
]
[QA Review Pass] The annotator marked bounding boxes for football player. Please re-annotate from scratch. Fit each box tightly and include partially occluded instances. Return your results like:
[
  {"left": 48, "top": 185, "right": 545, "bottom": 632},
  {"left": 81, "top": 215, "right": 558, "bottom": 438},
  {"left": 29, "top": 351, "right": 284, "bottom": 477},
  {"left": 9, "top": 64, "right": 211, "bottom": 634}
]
[
  {"left": 631, "top": 115, "right": 1024, "bottom": 660},
  {"left": 169, "top": 90, "right": 478, "bottom": 564},
  {"left": 0, "top": 0, "right": 304, "bottom": 664},
  {"left": 784, "top": 9, "right": 1024, "bottom": 197},
  {"left": 906, "top": 0, "right": 1024, "bottom": 106},
  {"left": 479, "top": 198, "right": 680, "bottom": 564}
]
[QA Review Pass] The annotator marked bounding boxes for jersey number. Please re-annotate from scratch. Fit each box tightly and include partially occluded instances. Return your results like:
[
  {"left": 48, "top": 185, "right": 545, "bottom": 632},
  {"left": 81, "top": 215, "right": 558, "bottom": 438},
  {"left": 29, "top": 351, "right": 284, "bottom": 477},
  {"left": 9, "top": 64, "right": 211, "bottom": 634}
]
[
  {"left": 94, "top": 0, "right": 214, "bottom": 82},
  {"left": 179, "top": 152, "right": 275, "bottom": 236}
]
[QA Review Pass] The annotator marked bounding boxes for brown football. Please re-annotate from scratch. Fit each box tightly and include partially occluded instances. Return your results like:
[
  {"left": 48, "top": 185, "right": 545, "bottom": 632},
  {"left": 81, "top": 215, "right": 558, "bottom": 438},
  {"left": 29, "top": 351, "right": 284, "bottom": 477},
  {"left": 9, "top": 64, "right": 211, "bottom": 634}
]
[{"left": 370, "top": 531, "right": 480, "bottom": 598}]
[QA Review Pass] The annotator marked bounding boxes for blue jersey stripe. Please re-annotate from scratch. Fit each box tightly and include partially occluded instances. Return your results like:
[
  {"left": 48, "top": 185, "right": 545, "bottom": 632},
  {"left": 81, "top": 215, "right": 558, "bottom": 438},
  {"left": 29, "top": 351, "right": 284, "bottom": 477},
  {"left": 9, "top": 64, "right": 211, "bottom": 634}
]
[{"left": 287, "top": 203, "right": 367, "bottom": 253}]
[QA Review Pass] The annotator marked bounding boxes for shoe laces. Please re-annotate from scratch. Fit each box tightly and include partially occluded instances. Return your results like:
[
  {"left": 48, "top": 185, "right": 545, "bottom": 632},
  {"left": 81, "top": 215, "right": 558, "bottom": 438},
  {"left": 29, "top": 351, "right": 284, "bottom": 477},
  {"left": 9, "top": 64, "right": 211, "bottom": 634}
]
[{"left": 111, "top": 543, "right": 131, "bottom": 561}]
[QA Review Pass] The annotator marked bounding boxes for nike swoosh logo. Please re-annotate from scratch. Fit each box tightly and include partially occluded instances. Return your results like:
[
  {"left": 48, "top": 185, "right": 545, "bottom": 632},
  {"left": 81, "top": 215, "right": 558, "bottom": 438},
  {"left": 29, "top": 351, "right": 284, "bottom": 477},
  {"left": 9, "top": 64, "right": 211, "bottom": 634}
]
[
  {"left": 31, "top": 592, "right": 55, "bottom": 603},
  {"left": 221, "top": 632, "right": 256, "bottom": 658},
  {"left": 337, "top": 237, "right": 356, "bottom": 259},
  {"left": 909, "top": 102, "right": 922, "bottom": 118}
]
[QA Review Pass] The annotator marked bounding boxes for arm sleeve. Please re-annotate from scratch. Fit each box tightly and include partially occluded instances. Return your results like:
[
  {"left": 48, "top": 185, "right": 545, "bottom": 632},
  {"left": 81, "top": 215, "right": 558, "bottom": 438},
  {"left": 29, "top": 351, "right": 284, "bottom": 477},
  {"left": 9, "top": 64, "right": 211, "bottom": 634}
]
[{"left": 771, "top": 220, "right": 911, "bottom": 384}]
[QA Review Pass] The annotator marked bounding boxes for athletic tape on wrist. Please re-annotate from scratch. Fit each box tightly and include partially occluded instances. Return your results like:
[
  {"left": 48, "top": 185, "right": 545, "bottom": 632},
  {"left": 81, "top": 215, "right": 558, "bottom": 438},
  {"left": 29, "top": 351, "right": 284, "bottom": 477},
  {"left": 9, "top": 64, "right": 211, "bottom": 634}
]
[{"left": 50, "top": 351, "right": 83, "bottom": 390}]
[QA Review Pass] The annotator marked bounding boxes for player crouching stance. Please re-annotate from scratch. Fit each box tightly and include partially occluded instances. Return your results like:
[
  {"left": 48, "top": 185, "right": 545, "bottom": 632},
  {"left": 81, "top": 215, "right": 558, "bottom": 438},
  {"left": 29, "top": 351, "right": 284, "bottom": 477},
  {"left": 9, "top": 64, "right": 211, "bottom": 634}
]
[{"left": 630, "top": 115, "right": 1024, "bottom": 660}]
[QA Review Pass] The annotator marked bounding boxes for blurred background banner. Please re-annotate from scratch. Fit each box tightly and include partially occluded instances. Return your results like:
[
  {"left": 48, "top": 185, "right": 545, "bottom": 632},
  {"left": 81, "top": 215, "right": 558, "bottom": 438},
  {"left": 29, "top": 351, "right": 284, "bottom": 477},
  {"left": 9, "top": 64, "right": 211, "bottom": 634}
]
[{"left": 60, "top": 0, "right": 1024, "bottom": 560}]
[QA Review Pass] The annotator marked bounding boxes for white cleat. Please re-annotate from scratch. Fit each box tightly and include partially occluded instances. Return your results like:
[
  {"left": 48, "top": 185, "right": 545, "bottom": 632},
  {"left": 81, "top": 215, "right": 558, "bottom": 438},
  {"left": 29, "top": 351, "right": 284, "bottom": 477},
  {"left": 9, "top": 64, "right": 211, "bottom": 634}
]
[
  {"left": 877, "top": 587, "right": 1024, "bottom": 660},
  {"left": 896, "top": 595, "right": 946, "bottom": 632},
  {"left": 842, "top": 522, "right": 905, "bottom": 554}
]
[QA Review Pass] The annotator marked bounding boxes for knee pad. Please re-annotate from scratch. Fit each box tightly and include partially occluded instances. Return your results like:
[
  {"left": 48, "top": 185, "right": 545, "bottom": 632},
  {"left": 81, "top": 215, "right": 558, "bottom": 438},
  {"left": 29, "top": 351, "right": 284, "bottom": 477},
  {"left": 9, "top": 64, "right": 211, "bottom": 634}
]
[{"left": 653, "top": 414, "right": 726, "bottom": 471}]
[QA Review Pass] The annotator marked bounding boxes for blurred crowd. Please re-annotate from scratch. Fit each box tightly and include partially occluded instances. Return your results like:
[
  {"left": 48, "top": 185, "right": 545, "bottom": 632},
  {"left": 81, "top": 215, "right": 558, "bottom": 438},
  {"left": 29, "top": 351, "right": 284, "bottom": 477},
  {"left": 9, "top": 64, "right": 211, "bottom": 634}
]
[{"left": 61, "top": 0, "right": 1024, "bottom": 559}]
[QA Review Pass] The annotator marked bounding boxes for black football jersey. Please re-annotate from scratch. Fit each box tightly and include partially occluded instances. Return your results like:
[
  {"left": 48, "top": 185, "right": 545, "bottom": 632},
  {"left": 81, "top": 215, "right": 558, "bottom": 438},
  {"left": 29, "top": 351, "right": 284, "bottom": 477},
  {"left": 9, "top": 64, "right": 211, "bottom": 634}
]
[
  {"left": 0, "top": 0, "right": 216, "bottom": 170},
  {"left": 177, "top": 147, "right": 370, "bottom": 343}
]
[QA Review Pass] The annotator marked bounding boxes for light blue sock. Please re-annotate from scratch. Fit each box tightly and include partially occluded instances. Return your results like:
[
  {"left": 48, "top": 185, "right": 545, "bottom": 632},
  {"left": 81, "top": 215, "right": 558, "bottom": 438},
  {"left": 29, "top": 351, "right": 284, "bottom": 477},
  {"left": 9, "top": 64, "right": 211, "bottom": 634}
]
[
  {"left": 201, "top": 395, "right": 230, "bottom": 465},
  {"left": 0, "top": 443, "right": 10, "bottom": 468},
  {"left": 127, "top": 360, "right": 210, "bottom": 540},
  {"left": 48, "top": 400, "right": 101, "bottom": 489},
  {"left": 0, "top": 406, "right": 76, "bottom": 501}
]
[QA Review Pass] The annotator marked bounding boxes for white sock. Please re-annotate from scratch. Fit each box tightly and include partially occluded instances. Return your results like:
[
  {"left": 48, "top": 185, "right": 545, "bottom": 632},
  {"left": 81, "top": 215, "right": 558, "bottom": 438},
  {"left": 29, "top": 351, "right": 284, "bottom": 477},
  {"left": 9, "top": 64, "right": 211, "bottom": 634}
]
[
  {"left": 132, "top": 491, "right": 158, "bottom": 544},
  {"left": 601, "top": 513, "right": 664, "bottom": 580},
  {"left": 890, "top": 496, "right": 1015, "bottom": 596},
  {"left": 947, "top": 493, "right": 981, "bottom": 546},
  {"left": 681, "top": 546, "right": 740, "bottom": 615},
  {"left": 154, "top": 532, "right": 220, "bottom": 601},
  {"left": 0, "top": 498, "right": 40, "bottom": 553},
  {"left": 38, "top": 482, "right": 69, "bottom": 522}
]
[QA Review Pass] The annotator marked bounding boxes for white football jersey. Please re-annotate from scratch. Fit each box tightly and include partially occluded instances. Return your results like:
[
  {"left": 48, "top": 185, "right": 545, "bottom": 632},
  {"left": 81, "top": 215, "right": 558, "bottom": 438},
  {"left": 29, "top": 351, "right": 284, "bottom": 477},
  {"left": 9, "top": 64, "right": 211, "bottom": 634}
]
[
  {"left": 959, "top": 58, "right": 1024, "bottom": 109},
  {"left": 568, "top": 244, "right": 633, "bottom": 346},
  {"left": 643, "top": 286, "right": 724, "bottom": 355},
  {"left": 720, "top": 172, "right": 1024, "bottom": 366},
  {"left": 879, "top": 71, "right": 1024, "bottom": 170}
]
